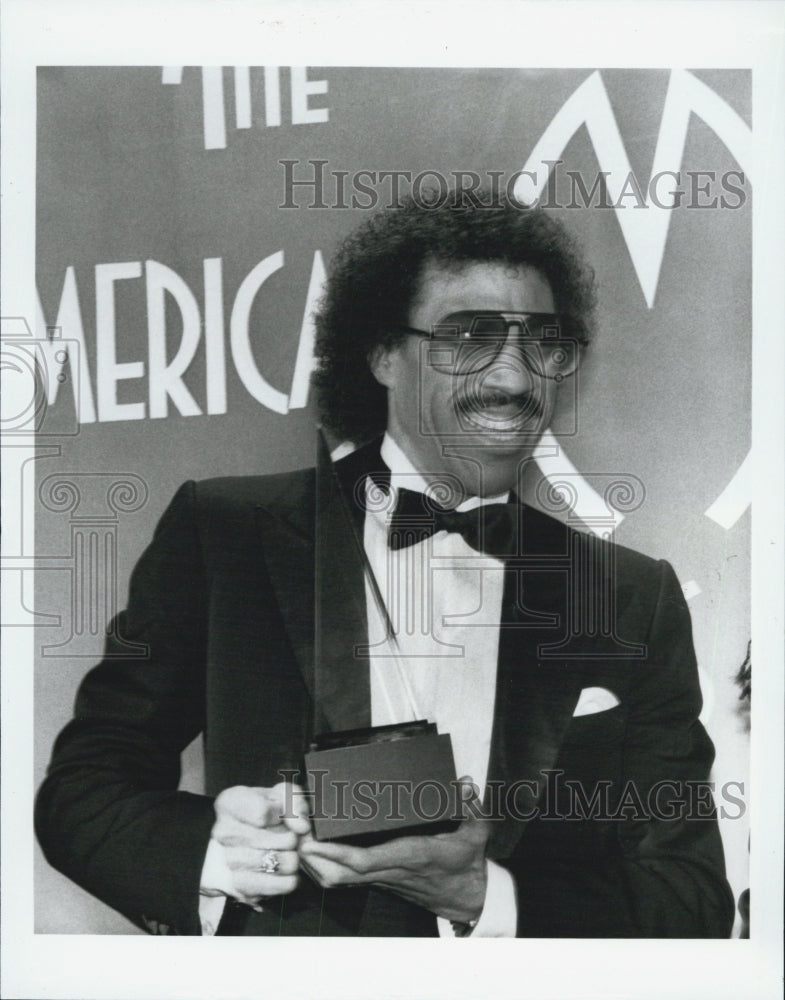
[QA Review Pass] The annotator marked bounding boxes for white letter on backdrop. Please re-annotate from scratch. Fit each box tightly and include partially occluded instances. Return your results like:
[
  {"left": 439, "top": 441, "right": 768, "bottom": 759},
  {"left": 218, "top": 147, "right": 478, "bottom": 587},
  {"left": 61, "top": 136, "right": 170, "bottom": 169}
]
[
  {"left": 35, "top": 267, "right": 97, "bottom": 423},
  {"left": 95, "top": 261, "right": 145, "bottom": 422},
  {"left": 290, "top": 67, "right": 329, "bottom": 124},
  {"left": 146, "top": 261, "right": 203, "bottom": 419},
  {"left": 230, "top": 251, "right": 289, "bottom": 414},
  {"left": 204, "top": 257, "right": 227, "bottom": 415}
]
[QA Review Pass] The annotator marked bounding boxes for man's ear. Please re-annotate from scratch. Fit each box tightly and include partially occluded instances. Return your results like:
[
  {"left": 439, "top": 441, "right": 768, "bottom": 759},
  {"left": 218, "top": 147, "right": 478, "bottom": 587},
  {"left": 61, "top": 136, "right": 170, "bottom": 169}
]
[{"left": 368, "top": 343, "right": 396, "bottom": 389}]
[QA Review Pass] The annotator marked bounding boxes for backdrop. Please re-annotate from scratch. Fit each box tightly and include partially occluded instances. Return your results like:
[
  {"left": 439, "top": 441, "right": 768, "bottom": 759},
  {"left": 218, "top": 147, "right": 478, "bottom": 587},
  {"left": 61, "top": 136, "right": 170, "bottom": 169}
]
[{"left": 30, "top": 66, "right": 751, "bottom": 933}]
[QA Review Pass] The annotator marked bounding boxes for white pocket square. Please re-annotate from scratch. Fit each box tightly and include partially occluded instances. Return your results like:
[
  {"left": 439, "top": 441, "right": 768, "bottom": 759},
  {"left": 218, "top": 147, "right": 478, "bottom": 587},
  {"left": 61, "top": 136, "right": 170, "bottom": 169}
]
[{"left": 572, "top": 686, "right": 620, "bottom": 716}]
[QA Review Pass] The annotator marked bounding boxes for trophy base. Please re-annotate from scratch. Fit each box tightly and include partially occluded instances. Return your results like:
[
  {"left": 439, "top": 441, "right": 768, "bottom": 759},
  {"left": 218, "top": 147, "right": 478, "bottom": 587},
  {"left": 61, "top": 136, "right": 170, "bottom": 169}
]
[{"left": 305, "top": 721, "right": 459, "bottom": 842}]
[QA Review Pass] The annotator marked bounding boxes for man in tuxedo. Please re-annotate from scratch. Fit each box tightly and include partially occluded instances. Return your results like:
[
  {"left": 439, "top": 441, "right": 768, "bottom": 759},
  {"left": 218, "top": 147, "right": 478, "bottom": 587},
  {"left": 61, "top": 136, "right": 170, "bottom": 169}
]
[{"left": 36, "top": 194, "right": 735, "bottom": 937}]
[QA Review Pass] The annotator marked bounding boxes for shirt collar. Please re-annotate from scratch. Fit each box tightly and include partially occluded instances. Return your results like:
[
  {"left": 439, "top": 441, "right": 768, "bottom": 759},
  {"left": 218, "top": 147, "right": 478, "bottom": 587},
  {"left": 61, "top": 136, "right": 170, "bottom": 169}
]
[{"left": 379, "top": 433, "right": 510, "bottom": 512}]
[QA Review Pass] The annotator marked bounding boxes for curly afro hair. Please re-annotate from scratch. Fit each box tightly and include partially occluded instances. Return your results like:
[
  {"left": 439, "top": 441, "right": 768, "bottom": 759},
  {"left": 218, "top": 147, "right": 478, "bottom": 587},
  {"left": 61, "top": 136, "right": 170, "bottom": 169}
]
[{"left": 314, "top": 191, "right": 596, "bottom": 444}]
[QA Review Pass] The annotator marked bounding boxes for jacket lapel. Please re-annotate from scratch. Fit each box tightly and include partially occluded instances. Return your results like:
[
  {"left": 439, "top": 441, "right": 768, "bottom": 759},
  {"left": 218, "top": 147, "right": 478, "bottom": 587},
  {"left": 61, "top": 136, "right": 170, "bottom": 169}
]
[
  {"left": 485, "top": 504, "right": 585, "bottom": 860},
  {"left": 255, "top": 470, "right": 318, "bottom": 713},
  {"left": 312, "top": 439, "right": 373, "bottom": 732},
  {"left": 256, "top": 440, "right": 386, "bottom": 735}
]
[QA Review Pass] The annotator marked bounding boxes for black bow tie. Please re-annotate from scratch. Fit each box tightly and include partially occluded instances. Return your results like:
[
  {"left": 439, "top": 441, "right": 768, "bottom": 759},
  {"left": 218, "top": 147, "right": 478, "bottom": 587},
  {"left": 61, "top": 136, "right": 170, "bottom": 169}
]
[{"left": 384, "top": 485, "right": 519, "bottom": 559}]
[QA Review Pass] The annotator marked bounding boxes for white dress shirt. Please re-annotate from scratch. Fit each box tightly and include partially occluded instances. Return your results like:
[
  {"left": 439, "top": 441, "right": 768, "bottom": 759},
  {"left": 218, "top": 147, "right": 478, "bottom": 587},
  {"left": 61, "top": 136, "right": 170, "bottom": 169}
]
[{"left": 199, "top": 433, "right": 518, "bottom": 936}]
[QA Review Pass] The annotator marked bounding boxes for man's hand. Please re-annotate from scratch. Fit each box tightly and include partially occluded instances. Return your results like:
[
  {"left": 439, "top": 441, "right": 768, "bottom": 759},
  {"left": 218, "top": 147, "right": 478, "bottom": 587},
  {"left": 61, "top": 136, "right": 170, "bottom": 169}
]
[
  {"left": 210, "top": 782, "right": 311, "bottom": 909},
  {"left": 297, "top": 778, "right": 489, "bottom": 924}
]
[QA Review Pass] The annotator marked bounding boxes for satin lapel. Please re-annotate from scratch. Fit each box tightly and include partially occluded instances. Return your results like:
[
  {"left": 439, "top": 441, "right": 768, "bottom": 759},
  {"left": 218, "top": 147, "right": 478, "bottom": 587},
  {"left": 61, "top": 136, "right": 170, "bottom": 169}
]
[
  {"left": 312, "top": 440, "right": 373, "bottom": 732},
  {"left": 255, "top": 441, "right": 385, "bottom": 734},
  {"left": 485, "top": 505, "right": 585, "bottom": 860},
  {"left": 255, "top": 472, "right": 317, "bottom": 714}
]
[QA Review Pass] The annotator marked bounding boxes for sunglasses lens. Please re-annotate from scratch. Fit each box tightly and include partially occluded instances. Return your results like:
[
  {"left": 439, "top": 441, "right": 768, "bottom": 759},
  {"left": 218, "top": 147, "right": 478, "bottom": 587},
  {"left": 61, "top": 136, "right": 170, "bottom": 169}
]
[
  {"left": 470, "top": 316, "right": 509, "bottom": 337},
  {"left": 428, "top": 312, "right": 579, "bottom": 377}
]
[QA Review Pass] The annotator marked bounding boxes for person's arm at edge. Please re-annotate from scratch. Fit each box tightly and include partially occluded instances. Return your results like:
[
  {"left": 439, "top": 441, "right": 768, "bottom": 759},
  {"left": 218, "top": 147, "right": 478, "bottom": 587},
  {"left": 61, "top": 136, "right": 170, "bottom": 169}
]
[{"left": 35, "top": 481, "right": 215, "bottom": 935}]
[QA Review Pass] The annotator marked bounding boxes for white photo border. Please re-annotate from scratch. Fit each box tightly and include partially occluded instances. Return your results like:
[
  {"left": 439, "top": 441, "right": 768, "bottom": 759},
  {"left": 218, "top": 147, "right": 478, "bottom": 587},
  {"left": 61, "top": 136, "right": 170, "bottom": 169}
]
[{"left": 2, "top": 2, "right": 783, "bottom": 999}]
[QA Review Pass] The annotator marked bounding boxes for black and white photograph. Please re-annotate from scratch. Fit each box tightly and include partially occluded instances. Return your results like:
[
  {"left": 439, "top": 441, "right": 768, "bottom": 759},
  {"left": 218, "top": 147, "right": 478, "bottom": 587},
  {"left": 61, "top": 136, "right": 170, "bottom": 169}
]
[{"left": 2, "top": 3, "right": 783, "bottom": 999}]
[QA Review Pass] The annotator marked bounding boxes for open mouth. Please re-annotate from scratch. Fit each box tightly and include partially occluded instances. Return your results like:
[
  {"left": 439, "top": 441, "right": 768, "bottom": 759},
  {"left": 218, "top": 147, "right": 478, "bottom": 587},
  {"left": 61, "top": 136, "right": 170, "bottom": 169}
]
[{"left": 456, "top": 389, "right": 544, "bottom": 433}]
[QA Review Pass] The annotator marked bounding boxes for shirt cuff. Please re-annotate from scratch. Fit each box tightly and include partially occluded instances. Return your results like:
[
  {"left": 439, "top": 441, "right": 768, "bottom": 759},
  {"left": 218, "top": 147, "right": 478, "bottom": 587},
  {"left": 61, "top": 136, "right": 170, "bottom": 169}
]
[
  {"left": 198, "top": 837, "right": 234, "bottom": 935},
  {"left": 436, "top": 860, "right": 518, "bottom": 938}
]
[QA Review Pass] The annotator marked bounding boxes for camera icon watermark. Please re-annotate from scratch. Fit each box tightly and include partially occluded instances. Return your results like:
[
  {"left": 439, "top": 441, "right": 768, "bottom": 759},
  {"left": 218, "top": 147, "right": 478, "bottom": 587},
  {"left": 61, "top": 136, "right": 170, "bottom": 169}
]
[{"left": 1, "top": 317, "right": 81, "bottom": 436}]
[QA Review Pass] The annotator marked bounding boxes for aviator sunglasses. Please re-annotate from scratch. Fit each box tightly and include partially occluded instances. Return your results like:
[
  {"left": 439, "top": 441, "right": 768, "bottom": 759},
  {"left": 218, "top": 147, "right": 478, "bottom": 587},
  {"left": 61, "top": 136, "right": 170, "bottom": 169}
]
[{"left": 393, "top": 310, "right": 586, "bottom": 380}]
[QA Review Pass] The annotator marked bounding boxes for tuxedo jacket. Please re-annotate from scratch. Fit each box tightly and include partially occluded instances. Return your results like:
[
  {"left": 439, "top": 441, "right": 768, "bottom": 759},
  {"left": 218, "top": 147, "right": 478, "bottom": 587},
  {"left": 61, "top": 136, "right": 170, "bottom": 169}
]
[{"left": 35, "top": 440, "right": 735, "bottom": 937}]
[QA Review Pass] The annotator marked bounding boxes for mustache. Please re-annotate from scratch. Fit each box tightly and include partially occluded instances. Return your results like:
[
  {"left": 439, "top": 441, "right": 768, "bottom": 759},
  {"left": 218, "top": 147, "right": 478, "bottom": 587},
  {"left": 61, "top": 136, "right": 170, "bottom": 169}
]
[{"left": 455, "top": 388, "right": 545, "bottom": 422}]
